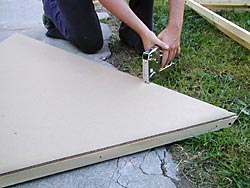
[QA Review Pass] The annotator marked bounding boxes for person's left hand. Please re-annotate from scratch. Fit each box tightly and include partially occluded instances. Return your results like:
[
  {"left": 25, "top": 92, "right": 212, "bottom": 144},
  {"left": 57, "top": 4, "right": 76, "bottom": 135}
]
[{"left": 158, "top": 25, "right": 181, "bottom": 68}]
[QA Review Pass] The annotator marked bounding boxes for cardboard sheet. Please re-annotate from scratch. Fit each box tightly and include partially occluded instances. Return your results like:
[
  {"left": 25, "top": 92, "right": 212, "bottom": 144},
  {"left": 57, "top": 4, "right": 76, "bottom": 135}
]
[{"left": 0, "top": 34, "right": 237, "bottom": 187}]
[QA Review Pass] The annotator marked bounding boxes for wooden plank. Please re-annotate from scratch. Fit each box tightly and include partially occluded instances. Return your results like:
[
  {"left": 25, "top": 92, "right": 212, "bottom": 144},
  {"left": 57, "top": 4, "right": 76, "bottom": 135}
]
[
  {"left": 194, "top": 0, "right": 250, "bottom": 10},
  {"left": 204, "top": 5, "right": 250, "bottom": 11},
  {"left": 0, "top": 34, "right": 237, "bottom": 187},
  {"left": 186, "top": 0, "right": 250, "bottom": 49},
  {"left": 194, "top": 0, "right": 250, "bottom": 6}
]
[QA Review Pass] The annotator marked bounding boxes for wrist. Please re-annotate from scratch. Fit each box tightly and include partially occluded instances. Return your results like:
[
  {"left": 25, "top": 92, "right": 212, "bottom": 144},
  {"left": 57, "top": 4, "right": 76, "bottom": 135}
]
[
  {"left": 139, "top": 28, "right": 152, "bottom": 42},
  {"left": 167, "top": 21, "right": 183, "bottom": 33}
]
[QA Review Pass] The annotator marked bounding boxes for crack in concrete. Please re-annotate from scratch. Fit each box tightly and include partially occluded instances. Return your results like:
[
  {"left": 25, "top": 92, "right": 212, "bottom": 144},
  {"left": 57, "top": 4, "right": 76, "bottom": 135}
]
[
  {"left": 107, "top": 158, "right": 119, "bottom": 188},
  {"left": 154, "top": 148, "right": 168, "bottom": 176},
  {"left": 155, "top": 147, "right": 180, "bottom": 184},
  {"left": 0, "top": 27, "right": 33, "bottom": 32},
  {"left": 115, "top": 158, "right": 129, "bottom": 188},
  {"left": 108, "top": 149, "right": 180, "bottom": 188},
  {"left": 116, "top": 180, "right": 128, "bottom": 188},
  {"left": 116, "top": 173, "right": 128, "bottom": 188},
  {"left": 137, "top": 150, "right": 159, "bottom": 176}
]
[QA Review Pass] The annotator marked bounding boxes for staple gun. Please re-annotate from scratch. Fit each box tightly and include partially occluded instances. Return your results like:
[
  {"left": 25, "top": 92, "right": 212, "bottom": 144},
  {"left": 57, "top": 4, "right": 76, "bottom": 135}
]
[{"left": 142, "top": 46, "right": 176, "bottom": 83}]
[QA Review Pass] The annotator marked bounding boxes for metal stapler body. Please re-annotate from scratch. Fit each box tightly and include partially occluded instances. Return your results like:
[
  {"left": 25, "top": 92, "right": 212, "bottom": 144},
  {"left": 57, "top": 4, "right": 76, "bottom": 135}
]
[
  {"left": 142, "top": 46, "right": 176, "bottom": 83},
  {"left": 142, "top": 46, "right": 163, "bottom": 84}
]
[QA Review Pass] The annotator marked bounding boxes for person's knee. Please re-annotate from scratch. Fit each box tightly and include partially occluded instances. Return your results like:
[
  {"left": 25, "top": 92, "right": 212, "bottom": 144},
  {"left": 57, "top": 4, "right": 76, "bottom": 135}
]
[{"left": 75, "top": 36, "right": 103, "bottom": 54}]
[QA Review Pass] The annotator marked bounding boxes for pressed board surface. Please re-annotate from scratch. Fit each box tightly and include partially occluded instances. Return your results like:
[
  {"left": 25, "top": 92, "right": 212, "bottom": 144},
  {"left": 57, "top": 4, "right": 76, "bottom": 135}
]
[{"left": 0, "top": 34, "right": 236, "bottom": 187}]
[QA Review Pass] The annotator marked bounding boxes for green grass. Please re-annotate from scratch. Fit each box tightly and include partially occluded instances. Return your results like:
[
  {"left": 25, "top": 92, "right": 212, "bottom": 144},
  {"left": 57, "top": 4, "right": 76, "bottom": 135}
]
[
  {"left": 110, "top": 1, "right": 250, "bottom": 187},
  {"left": 154, "top": 2, "right": 250, "bottom": 187},
  {"left": 217, "top": 10, "right": 250, "bottom": 31}
]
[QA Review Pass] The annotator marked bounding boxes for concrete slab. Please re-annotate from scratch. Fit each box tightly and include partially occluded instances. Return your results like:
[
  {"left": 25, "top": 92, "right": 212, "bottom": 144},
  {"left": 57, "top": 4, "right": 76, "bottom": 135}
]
[
  {"left": 10, "top": 148, "right": 177, "bottom": 188},
  {"left": 0, "top": 0, "right": 112, "bottom": 66},
  {"left": 97, "top": 12, "right": 110, "bottom": 20}
]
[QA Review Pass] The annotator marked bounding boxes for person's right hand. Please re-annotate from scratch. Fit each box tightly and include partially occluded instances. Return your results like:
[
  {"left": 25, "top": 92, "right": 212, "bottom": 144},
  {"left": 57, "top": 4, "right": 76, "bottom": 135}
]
[
  {"left": 141, "top": 30, "right": 169, "bottom": 52},
  {"left": 158, "top": 25, "right": 181, "bottom": 68}
]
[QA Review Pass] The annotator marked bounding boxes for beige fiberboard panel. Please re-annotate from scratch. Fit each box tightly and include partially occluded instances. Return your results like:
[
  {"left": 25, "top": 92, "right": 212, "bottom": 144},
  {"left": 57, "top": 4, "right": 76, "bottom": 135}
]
[{"left": 0, "top": 34, "right": 237, "bottom": 187}]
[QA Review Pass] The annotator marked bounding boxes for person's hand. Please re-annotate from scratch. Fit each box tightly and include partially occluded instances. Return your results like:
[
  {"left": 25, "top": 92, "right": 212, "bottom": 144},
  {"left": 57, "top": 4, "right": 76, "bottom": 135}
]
[
  {"left": 158, "top": 25, "right": 181, "bottom": 68},
  {"left": 141, "top": 30, "right": 169, "bottom": 52}
]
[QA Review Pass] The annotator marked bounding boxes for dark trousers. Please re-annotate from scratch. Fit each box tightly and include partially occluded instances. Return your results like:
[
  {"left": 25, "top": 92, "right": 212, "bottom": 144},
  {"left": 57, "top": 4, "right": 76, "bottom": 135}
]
[{"left": 43, "top": 0, "right": 154, "bottom": 54}]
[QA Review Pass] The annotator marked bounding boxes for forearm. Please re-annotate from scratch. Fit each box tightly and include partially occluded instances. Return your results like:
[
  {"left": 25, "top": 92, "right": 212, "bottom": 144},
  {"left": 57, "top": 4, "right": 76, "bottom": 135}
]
[
  {"left": 99, "top": 0, "right": 169, "bottom": 50},
  {"left": 168, "top": 0, "right": 185, "bottom": 31},
  {"left": 99, "top": 0, "right": 150, "bottom": 40},
  {"left": 158, "top": 0, "right": 185, "bottom": 67}
]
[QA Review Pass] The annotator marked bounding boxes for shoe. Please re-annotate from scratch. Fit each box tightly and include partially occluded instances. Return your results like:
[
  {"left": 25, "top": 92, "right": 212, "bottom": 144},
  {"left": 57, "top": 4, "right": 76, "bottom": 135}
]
[
  {"left": 42, "top": 13, "right": 64, "bottom": 39},
  {"left": 41, "top": 0, "right": 65, "bottom": 39},
  {"left": 119, "top": 24, "right": 144, "bottom": 55},
  {"left": 42, "top": 13, "right": 53, "bottom": 30},
  {"left": 41, "top": 0, "right": 54, "bottom": 30}
]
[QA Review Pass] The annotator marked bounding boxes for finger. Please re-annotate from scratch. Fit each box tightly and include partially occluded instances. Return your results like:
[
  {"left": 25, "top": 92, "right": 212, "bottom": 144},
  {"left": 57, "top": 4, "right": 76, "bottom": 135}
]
[
  {"left": 174, "top": 48, "right": 179, "bottom": 58},
  {"left": 156, "top": 38, "right": 169, "bottom": 51},
  {"left": 166, "top": 50, "right": 175, "bottom": 66},
  {"left": 174, "top": 49, "right": 178, "bottom": 58},
  {"left": 161, "top": 50, "right": 169, "bottom": 68},
  {"left": 177, "top": 47, "right": 181, "bottom": 57}
]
